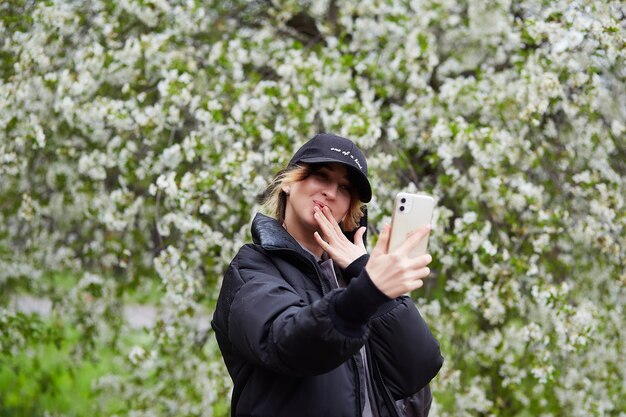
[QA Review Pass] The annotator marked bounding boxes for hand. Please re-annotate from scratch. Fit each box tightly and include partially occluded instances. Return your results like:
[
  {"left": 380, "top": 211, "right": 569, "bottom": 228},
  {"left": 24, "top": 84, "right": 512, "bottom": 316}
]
[
  {"left": 313, "top": 205, "right": 367, "bottom": 269},
  {"left": 365, "top": 224, "right": 433, "bottom": 299}
]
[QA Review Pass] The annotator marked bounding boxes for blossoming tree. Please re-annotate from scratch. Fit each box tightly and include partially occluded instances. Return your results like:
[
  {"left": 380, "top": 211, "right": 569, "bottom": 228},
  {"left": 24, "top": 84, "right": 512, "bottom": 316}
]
[{"left": 1, "top": 0, "right": 624, "bottom": 416}]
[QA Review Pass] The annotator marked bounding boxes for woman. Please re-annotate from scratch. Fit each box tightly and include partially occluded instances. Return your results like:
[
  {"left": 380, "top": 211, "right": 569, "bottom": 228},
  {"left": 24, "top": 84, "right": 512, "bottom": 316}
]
[{"left": 211, "top": 133, "right": 443, "bottom": 417}]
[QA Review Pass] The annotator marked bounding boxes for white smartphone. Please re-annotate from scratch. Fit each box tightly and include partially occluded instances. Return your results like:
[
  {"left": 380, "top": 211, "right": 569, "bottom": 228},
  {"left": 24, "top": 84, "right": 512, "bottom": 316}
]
[{"left": 387, "top": 192, "right": 435, "bottom": 258}]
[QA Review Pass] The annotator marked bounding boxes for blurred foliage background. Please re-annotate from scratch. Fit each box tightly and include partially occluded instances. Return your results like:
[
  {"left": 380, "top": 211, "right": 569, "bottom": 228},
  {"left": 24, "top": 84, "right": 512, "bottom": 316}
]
[{"left": 1, "top": 0, "right": 624, "bottom": 416}]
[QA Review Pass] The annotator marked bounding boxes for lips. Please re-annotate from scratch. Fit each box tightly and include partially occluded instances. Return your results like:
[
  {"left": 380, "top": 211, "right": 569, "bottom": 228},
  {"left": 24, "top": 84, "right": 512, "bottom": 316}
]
[{"left": 313, "top": 200, "right": 327, "bottom": 211}]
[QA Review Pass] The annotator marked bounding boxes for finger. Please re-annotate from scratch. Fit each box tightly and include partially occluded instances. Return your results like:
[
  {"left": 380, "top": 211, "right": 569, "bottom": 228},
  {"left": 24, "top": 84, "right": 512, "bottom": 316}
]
[
  {"left": 395, "top": 224, "right": 431, "bottom": 256},
  {"left": 313, "top": 231, "right": 330, "bottom": 251},
  {"left": 415, "top": 266, "right": 431, "bottom": 280},
  {"left": 410, "top": 253, "right": 433, "bottom": 269},
  {"left": 371, "top": 224, "right": 391, "bottom": 257},
  {"left": 353, "top": 226, "right": 366, "bottom": 250},
  {"left": 322, "top": 205, "right": 344, "bottom": 234},
  {"left": 313, "top": 208, "right": 334, "bottom": 237},
  {"left": 403, "top": 278, "right": 425, "bottom": 296}
]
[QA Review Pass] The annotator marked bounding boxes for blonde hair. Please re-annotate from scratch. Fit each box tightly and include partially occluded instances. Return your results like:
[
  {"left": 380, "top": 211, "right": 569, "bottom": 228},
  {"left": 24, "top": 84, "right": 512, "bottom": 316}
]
[{"left": 261, "top": 164, "right": 365, "bottom": 231}]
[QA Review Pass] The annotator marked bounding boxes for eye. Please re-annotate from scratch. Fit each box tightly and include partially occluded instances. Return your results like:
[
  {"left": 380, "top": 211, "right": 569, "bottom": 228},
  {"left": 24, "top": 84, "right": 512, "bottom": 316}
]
[
  {"left": 312, "top": 171, "right": 329, "bottom": 181},
  {"left": 339, "top": 184, "right": 352, "bottom": 193}
]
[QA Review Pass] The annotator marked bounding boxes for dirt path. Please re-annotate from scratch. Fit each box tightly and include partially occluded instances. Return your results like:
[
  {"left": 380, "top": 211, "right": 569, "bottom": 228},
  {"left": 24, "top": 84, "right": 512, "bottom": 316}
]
[{"left": 9, "top": 295, "right": 210, "bottom": 332}]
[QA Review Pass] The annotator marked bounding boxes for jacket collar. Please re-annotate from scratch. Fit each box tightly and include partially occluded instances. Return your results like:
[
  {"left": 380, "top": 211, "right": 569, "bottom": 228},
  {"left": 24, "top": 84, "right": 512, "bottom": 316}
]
[
  {"left": 251, "top": 213, "right": 312, "bottom": 256},
  {"left": 251, "top": 213, "right": 332, "bottom": 293}
]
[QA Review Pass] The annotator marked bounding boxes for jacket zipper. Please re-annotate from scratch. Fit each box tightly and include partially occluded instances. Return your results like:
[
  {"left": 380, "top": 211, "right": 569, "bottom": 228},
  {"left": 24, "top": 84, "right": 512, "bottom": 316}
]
[
  {"left": 352, "top": 355, "right": 363, "bottom": 417},
  {"left": 367, "top": 341, "right": 401, "bottom": 417}
]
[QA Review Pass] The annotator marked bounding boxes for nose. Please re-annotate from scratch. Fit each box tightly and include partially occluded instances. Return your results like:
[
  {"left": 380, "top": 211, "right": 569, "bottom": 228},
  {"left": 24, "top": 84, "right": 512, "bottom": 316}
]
[{"left": 322, "top": 183, "right": 339, "bottom": 199}]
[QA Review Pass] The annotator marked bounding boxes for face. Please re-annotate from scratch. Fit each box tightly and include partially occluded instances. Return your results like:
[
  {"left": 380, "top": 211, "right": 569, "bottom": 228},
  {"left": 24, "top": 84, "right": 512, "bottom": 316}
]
[{"left": 283, "top": 163, "right": 354, "bottom": 236}]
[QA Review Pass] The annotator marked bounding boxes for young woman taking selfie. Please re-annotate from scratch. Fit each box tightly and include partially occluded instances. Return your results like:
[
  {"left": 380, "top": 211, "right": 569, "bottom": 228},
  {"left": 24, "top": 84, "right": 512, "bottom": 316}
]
[{"left": 211, "top": 133, "right": 443, "bottom": 417}]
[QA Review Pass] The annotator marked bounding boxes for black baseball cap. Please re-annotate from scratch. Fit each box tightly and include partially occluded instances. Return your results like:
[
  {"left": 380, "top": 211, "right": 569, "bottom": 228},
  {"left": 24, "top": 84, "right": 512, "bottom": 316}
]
[{"left": 289, "top": 133, "right": 372, "bottom": 202}]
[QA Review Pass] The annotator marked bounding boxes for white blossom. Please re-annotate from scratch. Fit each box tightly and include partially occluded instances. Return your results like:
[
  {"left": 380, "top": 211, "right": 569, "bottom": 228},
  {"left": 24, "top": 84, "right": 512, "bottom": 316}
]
[{"left": 2, "top": 0, "right": 624, "bottom": 415}]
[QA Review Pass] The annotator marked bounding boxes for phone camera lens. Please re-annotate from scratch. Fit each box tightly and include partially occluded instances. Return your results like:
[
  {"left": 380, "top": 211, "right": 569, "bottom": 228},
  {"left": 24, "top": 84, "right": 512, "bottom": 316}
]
[
  {"left": 401, "top": 198, "right": 406, "bottom": 203},
  {"left": 399, "top": 206, "right": 405, "bottom": 212}
]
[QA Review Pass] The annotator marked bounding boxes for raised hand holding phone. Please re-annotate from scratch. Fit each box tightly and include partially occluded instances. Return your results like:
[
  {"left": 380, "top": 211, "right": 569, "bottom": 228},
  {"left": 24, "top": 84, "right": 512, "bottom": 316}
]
[
  {"left": 365, "top": 223, "right": 432, "bottom": 298},
  {"left": 388, "top": 193, "right": 435, "bottom": 258},
  {"left": 365, "top": 193, "right": 435, "bottom": 298}
]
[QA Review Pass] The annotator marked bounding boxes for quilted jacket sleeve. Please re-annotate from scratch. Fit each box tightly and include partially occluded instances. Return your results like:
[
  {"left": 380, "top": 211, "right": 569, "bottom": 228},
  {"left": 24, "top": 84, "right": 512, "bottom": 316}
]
[
  {"left": 218, "top": 245, "right": 387, "bottom": 377},
  {"left": 339, "top": 254, "right": 444, "bottom": 399},
  {"left": 368, "top": 296, "right": 443, "bottom": 399}
]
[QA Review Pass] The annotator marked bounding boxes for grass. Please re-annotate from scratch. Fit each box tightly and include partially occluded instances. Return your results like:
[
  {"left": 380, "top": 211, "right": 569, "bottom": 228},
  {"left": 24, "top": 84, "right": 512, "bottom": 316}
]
[
  {"left": 0, "top": 315, "right": 132, "bottom": 417},
  {"left": 2, "top": 271, "right": 228, "bottom": 416}
]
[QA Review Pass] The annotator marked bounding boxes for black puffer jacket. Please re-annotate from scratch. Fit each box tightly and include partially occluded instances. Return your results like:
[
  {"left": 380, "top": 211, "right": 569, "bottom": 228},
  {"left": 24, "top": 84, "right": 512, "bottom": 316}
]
[{"left": 211, "top": 213, "right": 443, "bottom": 417}]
